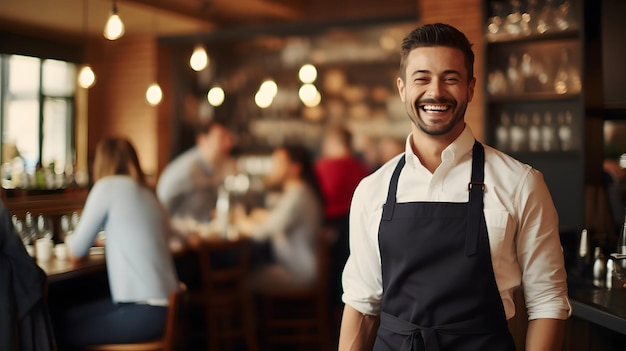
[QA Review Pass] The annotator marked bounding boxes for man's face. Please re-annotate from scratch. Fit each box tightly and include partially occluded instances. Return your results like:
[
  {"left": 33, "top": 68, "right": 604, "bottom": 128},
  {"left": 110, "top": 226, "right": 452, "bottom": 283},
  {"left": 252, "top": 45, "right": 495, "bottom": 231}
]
[{"left": 397, "top": 46, "right": 475, "bottom": 138}]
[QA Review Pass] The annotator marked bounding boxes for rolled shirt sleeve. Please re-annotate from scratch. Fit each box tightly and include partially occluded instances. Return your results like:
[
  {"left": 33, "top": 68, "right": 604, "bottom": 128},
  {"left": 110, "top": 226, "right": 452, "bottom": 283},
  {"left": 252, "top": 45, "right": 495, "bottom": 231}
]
[{"left": 515, "top": 168, "right": 571, "bottom": 320}]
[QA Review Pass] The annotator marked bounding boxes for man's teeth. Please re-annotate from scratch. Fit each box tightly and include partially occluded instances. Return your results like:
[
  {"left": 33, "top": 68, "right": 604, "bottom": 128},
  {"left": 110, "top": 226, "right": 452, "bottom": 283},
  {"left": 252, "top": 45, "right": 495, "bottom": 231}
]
[{"left": 422, "top": 104, "right": 449, "bottom": 111}]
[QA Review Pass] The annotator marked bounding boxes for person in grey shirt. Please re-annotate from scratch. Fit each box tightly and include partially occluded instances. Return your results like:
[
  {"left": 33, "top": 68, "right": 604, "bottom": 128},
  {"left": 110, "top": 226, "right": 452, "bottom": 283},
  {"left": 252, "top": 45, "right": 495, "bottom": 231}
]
[
  {"left": 156, "top": 122, "right": 236, "bottom": 224},
  {"left": 237, "top": 144, "right": 324, "bottom": 288},
  {"left": 62, "top": 137, "right": 178, "bottom": 349}
]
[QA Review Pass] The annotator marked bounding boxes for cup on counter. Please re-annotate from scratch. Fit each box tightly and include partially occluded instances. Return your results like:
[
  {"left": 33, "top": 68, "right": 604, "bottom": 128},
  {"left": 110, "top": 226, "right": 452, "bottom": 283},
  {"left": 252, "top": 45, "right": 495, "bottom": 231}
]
[
  {"left": 54, "top": 243, "right": 68, "bottom": 260},
  {"left": 35, "top": 238, "right": 53, "bottom": 262}
]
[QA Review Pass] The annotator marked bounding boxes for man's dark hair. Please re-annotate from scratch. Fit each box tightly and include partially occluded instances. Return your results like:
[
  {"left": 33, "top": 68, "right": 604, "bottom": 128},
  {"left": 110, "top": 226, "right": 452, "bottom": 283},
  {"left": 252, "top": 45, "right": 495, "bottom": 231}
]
[{"left": 400, "top": 23, "right": 475, "bottom": 82}]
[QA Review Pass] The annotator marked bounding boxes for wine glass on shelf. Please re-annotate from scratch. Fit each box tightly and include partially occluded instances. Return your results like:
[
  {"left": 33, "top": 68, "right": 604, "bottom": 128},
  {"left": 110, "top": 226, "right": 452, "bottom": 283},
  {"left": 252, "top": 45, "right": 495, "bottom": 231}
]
[
  {"left": 536, "top": 0, "right": 555, "bottom": 34},
  {"left": 486, "top": 1, "right": 505, "bottom": 41},
  {"left": 504, "top": 0, "right": 524, "bottom": 37},
  {"left": 36, "top": 214, "right": 53, "bottom": 241}
]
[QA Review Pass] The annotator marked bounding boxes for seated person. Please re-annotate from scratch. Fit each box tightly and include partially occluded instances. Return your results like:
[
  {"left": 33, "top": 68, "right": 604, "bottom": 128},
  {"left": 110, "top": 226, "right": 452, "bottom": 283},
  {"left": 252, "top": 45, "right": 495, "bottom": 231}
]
[
  {"left": 156, "top": 121, "right": 236, "bottom": 225},
  {"left": 237, "top": 144, "right": 323, "bottom": 289},
  {"left": 61, "top": 137, "right": 179, "bottom": 349}
]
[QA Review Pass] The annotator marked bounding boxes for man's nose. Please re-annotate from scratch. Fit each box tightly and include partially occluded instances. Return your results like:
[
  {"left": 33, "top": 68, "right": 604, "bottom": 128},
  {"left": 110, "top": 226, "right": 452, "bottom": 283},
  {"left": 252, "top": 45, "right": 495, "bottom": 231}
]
[{"left": 425, "top": 78, "right": 444, "bottom": 99}]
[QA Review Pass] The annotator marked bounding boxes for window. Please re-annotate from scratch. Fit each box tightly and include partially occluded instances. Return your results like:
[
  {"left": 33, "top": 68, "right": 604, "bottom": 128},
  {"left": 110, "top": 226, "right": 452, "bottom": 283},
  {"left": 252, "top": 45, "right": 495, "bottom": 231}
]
[{"left": 0, "top": 54, "right": 76, "bottom": 189}]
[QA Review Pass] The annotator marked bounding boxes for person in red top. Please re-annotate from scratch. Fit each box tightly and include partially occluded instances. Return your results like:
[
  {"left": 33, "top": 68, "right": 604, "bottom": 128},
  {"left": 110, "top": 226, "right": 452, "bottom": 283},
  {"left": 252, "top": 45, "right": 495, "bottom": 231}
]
[{"left": 315, "top": 126, "right": 370, "bottom": 313}]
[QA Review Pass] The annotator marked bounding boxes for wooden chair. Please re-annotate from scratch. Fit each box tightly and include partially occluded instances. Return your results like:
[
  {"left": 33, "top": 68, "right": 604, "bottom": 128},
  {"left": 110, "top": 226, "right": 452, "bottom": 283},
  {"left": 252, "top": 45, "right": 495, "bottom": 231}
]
[
  {"left": 256, "top": 228, "right": 333, "bottom": 351},
  {"left": 86, "top": 283, "right": 189, "bottom": 351},
  {"left": 192, "top": 238, "right": 258, "bottom": 351}
]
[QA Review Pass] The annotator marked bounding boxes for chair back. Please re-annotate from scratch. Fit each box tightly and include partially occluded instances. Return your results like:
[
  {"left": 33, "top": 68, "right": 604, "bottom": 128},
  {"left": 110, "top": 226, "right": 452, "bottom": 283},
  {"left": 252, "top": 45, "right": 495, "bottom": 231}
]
[
  {"left": 197, "top": 238, "right": 251, "bottom": 297},
  {"left": 162, "top": 283, "right": 188, "bottom": 351},
  {"left": 195, "top": 238, "right": 258, "bottom": 351}
]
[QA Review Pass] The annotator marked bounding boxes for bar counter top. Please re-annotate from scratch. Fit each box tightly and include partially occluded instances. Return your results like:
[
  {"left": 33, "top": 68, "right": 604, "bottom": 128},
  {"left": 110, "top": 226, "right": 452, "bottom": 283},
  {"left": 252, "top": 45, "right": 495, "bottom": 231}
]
[
  {"left": 38, "top": 251, "right": 106, "bottom": 283},
  {"left": 568, "top": 278, "right": 626, "bottom": 335}
]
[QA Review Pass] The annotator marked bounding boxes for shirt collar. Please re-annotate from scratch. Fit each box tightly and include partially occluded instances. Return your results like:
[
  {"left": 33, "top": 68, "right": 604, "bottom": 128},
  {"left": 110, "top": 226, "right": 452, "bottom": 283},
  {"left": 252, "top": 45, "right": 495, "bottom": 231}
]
[{"left": 404, "top": 125, "right": 476, "bottom": 170}]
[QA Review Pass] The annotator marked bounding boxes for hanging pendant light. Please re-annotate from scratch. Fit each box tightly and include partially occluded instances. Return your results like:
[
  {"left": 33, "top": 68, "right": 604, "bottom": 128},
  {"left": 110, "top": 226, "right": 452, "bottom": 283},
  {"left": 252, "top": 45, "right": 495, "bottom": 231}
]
[
  {"left": 190, "top": 45, "right": 209, "bottom": 71},
  {"left": 103, "top": 1, "right": 125, "bottom": 40},
  {"left": 78, "top": 0, "right": 95, "bottom": 88},
  {"left": 146, "top": 83, "right": 163, "bottom": 106},
  {"left": 78, "top": 65, "right": 96, "bottom": 88},
  {"left": 145, "top": 1, "right": 162, "bottom": 106}
]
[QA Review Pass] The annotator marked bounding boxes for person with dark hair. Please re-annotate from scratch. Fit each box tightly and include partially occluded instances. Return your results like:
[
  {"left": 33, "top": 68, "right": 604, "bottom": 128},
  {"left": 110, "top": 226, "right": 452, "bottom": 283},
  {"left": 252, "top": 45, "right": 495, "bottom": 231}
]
[
  {"left": 339, "top": 23, "right": 570, "bottom": 350},
  {"left": 237, "top": 144, "right": 323, "bottom": 289},
  {"left": 60, "top": 137, "right": 178, "bottom": 349},
  {"left": 156, "top": 122, "right": 236, "bottom": 224}
]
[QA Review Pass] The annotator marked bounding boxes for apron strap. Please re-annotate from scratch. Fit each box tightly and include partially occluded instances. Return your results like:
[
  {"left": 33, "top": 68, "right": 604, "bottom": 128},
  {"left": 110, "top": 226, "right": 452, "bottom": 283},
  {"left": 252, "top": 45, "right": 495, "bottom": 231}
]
[
  {"left": 382, "top": 155, "right": 406, "bottom": 221},
  {"left": 465, "top": 141, "right": 485, "bottom": 256}
]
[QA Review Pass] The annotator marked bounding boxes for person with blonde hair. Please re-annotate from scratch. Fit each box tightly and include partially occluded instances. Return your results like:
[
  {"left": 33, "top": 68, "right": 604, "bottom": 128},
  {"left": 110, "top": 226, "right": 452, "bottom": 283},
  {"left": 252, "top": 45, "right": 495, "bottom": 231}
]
[{"left": 59, "top": 137, "right": 178, "bottom": 350}]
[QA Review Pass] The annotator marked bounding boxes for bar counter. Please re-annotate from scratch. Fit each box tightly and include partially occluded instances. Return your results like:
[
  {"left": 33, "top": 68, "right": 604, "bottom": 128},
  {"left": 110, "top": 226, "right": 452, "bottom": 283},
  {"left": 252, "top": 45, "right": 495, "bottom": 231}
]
[
  {"left": 568, "top": 279, "right": 626, "bottom": 335},
  {"left": 38, "top": 251, "right": 106, "bottom": 284}
]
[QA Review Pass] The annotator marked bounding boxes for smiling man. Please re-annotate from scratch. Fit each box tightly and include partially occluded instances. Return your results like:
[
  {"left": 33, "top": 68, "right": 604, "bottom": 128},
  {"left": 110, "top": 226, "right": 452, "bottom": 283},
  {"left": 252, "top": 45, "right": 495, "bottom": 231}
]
[{"left": 338, "top": 23, "right": 570, "bottom": 351}]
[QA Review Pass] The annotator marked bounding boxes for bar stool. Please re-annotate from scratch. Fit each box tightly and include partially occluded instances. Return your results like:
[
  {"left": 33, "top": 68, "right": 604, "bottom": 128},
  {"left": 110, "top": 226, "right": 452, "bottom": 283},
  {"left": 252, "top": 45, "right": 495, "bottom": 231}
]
[
  {"left": 192, "top": 238, "right": 258, "bottom": 351},
  {"left": 86, "top": 283, "right": 188, "bottom": 351},
  {"left": 256, "top": 228, "right": 332, "bottom": 351}
]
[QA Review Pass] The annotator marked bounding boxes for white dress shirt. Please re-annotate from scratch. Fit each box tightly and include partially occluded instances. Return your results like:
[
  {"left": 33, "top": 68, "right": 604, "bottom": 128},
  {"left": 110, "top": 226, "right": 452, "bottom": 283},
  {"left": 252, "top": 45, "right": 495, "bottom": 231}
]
[{"left": 342, "top": 126, "right": 571, "bottom": 321}]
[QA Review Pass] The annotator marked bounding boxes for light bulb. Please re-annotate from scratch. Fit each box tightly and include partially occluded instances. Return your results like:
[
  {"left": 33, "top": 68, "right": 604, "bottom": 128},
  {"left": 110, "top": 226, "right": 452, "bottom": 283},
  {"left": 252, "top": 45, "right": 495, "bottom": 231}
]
[
  {"left": 78, "top": 65, "right": 96, "bottom": 88},
  {"left": 103, "top": 5, "right": 125, "bottom": 40},
  {"left": 207, "top": 87, "right": 225, "bottom": 106},
  {"left": 299, "top": 83, "right": 318, "bottom": 103},
  {"left": 298, "top": 64, "right": 317, "bottom": 83},
  {"left": 190, "top": 45, "right": 209, "bottom": 71},
  {"left": 259, "top": 79, "right": 278, "bottom": 98},
  {"left": 146, "top": 83, "right": 162, "bottom": 106}
]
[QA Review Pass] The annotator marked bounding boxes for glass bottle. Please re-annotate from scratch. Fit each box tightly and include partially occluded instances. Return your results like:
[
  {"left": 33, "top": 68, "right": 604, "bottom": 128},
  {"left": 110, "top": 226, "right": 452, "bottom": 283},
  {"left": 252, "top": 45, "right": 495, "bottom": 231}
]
[
  {"left": 557, "top": 111, "right": 573, "bottom": 151},
  {"left": 606, "top": 258, "right": 614, "bottom": 289},
  {"left": 507, "top": 54, "right": 524, "bottom": 94},
  {"left": 553, "top": 49, "right": 581, "bottom": 95},
  {"left": 528, "top": 112, "right": 542, "bottom": 152},
  {"left": 578, "top": 228, "right": 591, "bottom": 274},
  {"left": 495, "top": 112, "right": 511, "bottom": 151},
  {"left": 592, "top": 247, "right": 606, "bottom": 288},
  {"left": 541, "top": 111, "right": 556, "bottom": 151}
]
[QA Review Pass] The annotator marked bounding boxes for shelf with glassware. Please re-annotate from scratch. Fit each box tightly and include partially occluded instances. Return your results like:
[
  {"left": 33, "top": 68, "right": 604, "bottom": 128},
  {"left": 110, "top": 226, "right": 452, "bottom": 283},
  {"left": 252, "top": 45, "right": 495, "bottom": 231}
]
[
  {"left": 483, "top": 0, "right": 586, "bottom": 236},
  {"left": 484, "top": 0, "right": 580, "bottom": 44}
]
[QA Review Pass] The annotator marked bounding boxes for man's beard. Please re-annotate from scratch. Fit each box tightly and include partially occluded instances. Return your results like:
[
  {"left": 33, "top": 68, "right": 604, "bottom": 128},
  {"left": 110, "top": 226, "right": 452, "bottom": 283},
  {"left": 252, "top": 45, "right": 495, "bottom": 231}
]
[{"left": 407, "top": 97, "right": 468, "bottom": 136}]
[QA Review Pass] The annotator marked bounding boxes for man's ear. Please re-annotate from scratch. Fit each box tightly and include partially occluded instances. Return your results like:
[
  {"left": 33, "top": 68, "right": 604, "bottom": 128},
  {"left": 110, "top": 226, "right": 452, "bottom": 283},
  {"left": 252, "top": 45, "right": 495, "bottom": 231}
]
[{"left": 397, "top": 77, "right": 406, "bottom": 102}]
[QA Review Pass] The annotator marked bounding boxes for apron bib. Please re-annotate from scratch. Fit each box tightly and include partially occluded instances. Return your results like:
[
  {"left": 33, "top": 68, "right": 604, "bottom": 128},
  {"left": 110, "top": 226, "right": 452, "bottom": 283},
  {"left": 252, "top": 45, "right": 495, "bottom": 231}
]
[{"left": 374, "top": 141, "right": 515, "bottom": 351}]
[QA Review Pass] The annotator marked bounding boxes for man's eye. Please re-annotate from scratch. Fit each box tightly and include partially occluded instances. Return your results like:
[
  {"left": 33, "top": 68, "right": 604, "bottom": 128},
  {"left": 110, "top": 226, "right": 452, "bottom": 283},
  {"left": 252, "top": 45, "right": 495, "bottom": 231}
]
[{"left": 444, "top": 77, "right": 459, "bottom": 84}]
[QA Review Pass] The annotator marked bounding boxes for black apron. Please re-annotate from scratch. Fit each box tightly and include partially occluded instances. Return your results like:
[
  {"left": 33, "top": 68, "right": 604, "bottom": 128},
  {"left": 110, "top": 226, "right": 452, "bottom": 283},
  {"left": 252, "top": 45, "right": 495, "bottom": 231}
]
[{"left": 373, "top": 141, "right": 515, "bottom": 351}]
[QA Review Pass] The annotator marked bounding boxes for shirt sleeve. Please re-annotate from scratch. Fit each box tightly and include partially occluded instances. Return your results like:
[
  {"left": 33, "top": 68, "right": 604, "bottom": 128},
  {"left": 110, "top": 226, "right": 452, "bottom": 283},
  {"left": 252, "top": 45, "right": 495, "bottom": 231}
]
[
  {"left": 68, "top": 181, "right": 109, "bottom": 258},
  {"left": 515, "top": 168, "right": 571, "bottom": 320},
  {"left": 341, "top": 178, "right": 384, "bottom": 316}
]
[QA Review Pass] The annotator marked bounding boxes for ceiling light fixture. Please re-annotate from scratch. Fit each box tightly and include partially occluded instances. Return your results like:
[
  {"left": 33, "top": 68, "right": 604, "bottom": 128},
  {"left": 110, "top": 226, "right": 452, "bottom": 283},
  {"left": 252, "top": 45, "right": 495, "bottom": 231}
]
[
  {"left": 78, "top": 0, "right": 95, "bottom": 88},
  {"left": 78, "top": 65, "right": 96, "bottom": 89},
  {"left": 146, "top": 2, "right": 162, "bottom": 106},
  {"left": 103, "top": 0, "right": 125, "bottom": 40},
  {"left": 190, "top": 45, "right": 209, "bottom": 71},
  {"left": 146, "top": 83, "right": 163, "bottom": 106}
]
